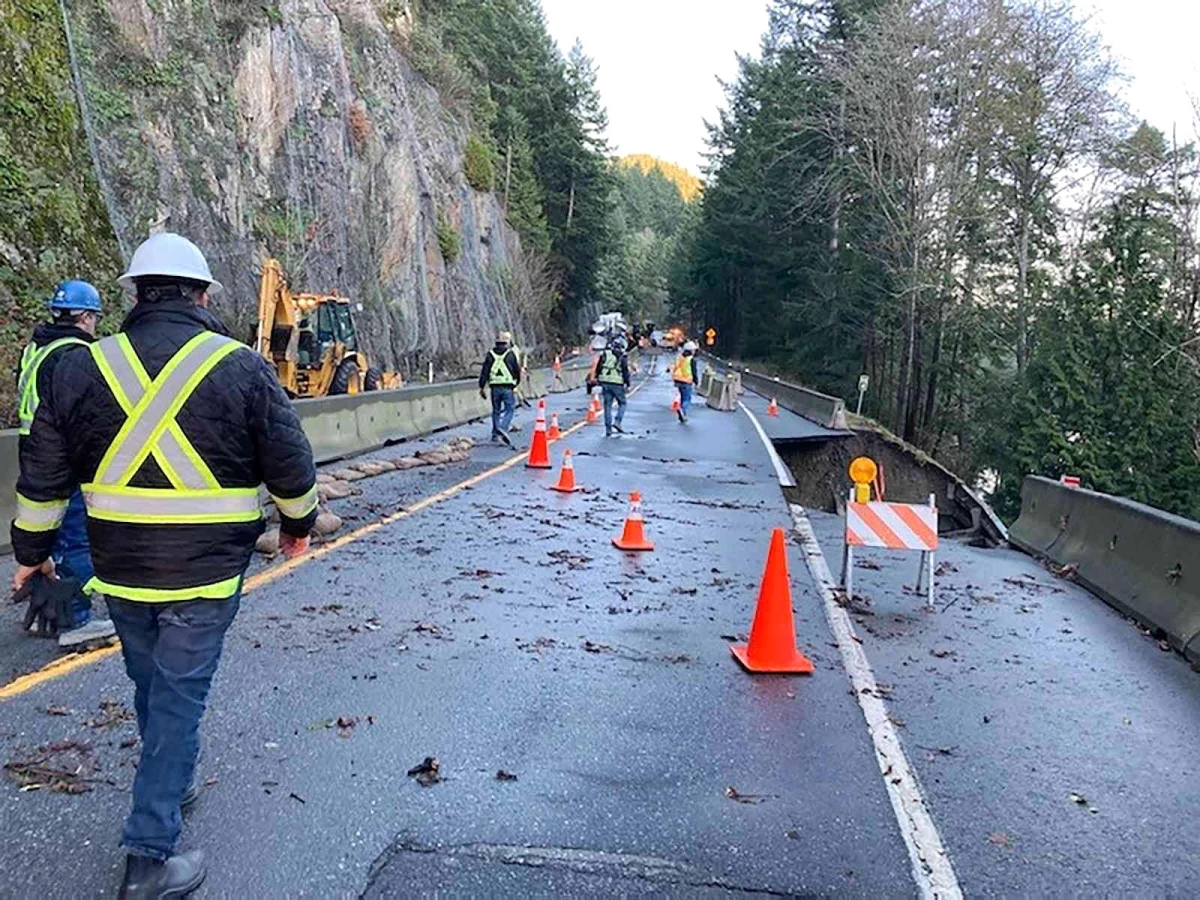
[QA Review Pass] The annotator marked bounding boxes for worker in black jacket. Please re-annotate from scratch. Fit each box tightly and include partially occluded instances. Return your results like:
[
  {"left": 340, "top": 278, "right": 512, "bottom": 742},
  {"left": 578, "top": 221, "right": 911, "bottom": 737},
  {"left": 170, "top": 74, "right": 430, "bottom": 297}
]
[
  {"left": 10, "top": 233, "right": 318, "bottom": 900},
  {"left": 478, "top": 330, "right": 521, "bottom": 447}
]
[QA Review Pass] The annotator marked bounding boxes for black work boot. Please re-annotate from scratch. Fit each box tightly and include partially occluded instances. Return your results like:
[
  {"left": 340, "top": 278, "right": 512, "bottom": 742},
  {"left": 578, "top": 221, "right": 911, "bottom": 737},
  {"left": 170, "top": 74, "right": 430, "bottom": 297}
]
[{"left": 118, "top": 850, "right": 206, "bottom": 899}]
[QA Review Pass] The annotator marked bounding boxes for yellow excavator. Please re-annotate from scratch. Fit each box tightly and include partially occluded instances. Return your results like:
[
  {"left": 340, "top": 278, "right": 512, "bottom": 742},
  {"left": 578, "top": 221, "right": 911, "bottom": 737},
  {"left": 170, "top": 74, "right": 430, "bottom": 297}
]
[{"left": 254, "top": 258, "right": 400, "bottom": 398}]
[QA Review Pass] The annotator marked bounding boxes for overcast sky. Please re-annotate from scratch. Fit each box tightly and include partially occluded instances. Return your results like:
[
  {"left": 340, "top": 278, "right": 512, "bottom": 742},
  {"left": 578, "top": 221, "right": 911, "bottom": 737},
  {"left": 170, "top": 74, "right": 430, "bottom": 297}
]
[{"left": 540, "top": 0, "right": 1200, "bottom": 174}]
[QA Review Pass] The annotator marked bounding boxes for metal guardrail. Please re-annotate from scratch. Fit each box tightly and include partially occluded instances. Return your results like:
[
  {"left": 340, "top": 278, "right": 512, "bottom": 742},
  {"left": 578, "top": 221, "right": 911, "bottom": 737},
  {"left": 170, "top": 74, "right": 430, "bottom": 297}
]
[
  {"left": 1010, "top": 476, "right": 1200, "bottom": 663},
  {"left": 700, "top": 353, "right": 848, "bottom": 429},
  {"left": 0, "top": 357, "right": 592, "bottom": 553}
]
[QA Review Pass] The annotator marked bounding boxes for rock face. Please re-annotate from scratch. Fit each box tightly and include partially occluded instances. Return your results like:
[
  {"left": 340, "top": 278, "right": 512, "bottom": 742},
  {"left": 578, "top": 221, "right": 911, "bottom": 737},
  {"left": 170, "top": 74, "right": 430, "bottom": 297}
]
[{"left": 63, "top": 0, "right": 545, "bottom": 375}]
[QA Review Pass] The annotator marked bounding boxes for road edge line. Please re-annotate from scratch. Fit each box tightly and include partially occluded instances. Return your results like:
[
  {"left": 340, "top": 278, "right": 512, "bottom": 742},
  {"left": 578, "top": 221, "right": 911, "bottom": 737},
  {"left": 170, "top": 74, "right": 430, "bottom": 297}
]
[
  {"left": 737, "top": 402, "right": 796, "bottom": 488},
  {"left": 789, "top": 502, "right": 963, "bottom": 900}
]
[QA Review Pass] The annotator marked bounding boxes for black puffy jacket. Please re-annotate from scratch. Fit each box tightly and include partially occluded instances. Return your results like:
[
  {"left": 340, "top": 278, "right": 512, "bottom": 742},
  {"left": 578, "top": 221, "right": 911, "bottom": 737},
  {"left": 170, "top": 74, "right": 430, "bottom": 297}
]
[{"left": 12, "top": 300, "right": 317, "bottom": 598}]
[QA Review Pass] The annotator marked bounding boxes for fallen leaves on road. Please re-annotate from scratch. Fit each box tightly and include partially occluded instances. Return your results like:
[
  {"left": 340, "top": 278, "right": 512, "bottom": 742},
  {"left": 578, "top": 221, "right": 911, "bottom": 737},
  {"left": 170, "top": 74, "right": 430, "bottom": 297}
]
[
  {"left": 288, "top": 792, "right": 306, "bottom": 804},
  {"left": 3, "top": 740, "right": 98, "bottom": 794},
  {"left": 495, "top": 770, "right": 518, "bottom": 782},
  {"left": 85, "top": 699, "right": 135, "bottom": 730},
  {"left": 929, "top": 648, "right": 955, "bottom": 659},
  {"left": 44, "top": 706, "right": 72, "bottom": 717},
  {"left": 407, "top": 756, "right": 442, "bottom": 787},
  {"left": 854, "top": 558, "right": 882, "bottom": 571},
  {"left": 988, "top": 832, "right": 1011, "bottom": 847},
  {"left": 1051, "top": 562, "right": 1079, "bottom": 581},
  {"left": 1068, "top": 792, "right": 1087, "bottom": 805},
  {"left": 582, "top": 640, "right": 612, "bottom": 654},
  {"left": 724, "top": 785, "right": 776, "bottom": 805},
  {"left": 672, "top": 586, "right": 698, "bottom": 595},
  {"left": 546, "top": 549, "right": 593, "bottom": 569},
  {"left": 935, "top": 562, "right": 959, "bottom": 576},
  {"left": 662, "top": 653, "right": 694, "bottom": 664},
  {"left": 785, "top": 828, "right": 801, "bottom": 840}
]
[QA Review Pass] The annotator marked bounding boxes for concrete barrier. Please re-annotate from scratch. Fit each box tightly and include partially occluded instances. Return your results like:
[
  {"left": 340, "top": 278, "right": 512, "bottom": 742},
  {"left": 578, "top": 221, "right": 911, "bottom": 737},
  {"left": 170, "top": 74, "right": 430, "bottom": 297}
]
[
  {"left": 0, "top": 359, "right": 592, "bottom": 552},
  {"left": 701, "top": 354, "right": 847, "bottom": 429},
  {"left": 1010, "top": 476, "right": 1200, "bottom": 663}
]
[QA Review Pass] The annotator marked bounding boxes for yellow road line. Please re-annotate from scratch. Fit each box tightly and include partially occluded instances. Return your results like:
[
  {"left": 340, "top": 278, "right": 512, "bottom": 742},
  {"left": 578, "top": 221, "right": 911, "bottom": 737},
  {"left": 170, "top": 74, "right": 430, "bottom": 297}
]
[{"left": 0, "top": 385, "right": 642, "bottom": 701}]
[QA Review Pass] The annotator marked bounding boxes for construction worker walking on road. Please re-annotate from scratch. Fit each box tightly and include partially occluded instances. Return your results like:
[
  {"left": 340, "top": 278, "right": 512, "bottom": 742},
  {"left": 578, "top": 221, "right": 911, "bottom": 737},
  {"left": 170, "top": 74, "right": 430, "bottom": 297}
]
[
  {"left": 672, "top": 340, "right": 700, "bottom": 423},
  {"left": 479, "top": 330, "right": 521, "bottom": 447},
  {"left": 14, "top": 280, "right": 117, "bottom": 649},
  {"left": 590, "top": 333, "right": 631, "bottom": 436},
  {"left": 10, "top": 233, "right": 318, "bottom": 900}
]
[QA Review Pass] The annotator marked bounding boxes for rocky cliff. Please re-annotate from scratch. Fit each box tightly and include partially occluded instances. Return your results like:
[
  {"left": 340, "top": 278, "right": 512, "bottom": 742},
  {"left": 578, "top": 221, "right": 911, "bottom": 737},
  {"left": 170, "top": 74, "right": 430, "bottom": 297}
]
[{"left": 4, "top": 0, "right": 546, "bottom": 392}]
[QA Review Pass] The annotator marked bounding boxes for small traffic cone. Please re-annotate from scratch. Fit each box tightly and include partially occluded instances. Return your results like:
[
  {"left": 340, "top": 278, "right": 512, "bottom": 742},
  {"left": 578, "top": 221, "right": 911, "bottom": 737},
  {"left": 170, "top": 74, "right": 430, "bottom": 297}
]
[
  {"left": 526, "top": 403, "right": 552, "bottom": 469},
  {"left": 553, "top": 355, "right": 562, "bottom": 372},
  {"left": 671, "top": 392, "right": 681, "bottom": 412},
  {"left": 767, "top": 397, "right": 779, "bottom": 417},
  {"left": 548, "top": 449, "right": 581, "bottom": 493},
  {"left": 586, "top": 392, "right": 599, "bottom": 425},
  {"left": 547, "top": 411, "right": 562, "bottom": 441},
  {"left": 730, "top": 528, "right": 814, "bottom": 674},
  {"left": 612, "top": 491, "right": 654, "bottom": 551}
]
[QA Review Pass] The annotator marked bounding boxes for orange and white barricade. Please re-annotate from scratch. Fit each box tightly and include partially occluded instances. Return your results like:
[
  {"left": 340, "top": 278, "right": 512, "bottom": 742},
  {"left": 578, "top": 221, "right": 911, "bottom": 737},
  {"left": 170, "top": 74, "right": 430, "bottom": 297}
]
[{"left": 841, "top": 492, "right": 939, "bottom": 609}]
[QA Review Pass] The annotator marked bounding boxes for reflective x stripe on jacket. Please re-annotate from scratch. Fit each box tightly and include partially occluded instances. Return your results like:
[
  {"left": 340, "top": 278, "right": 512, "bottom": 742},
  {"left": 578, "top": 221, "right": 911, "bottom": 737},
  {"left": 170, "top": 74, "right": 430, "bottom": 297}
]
[
  {"left": 84, "top": 332, "right": 258, "bottom": 525},
  {"left": 672, "top": 355, "right": 694, "bottom": 383},
  {"left": 488, "top": 350, "right": 517, "bottom": 386},
  {"left": 17, "top": 337, "right": 88, "bottom": 435}
]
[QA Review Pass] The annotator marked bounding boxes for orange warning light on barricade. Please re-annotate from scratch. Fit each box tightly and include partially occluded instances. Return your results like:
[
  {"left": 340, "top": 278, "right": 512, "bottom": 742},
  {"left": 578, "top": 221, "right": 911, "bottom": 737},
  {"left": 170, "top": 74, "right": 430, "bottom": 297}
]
[{"left": 849, "top": 456, "right": 877, "bottom": 504}]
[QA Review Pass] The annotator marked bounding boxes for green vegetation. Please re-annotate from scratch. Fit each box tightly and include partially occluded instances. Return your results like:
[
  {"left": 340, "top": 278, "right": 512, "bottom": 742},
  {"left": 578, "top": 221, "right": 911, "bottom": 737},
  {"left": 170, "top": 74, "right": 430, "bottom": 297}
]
[
  {"left": 673, "top": 0, "right": 1200, "bottom": 520},
  {"left": 411, "top": 1, "right": 615, "bottom": 325},
  {"left": 463, "top": 133, "right": 496, "bottom": 191},
  {"left": 0, "top": 0, "right": 123, "bottom": 422},
  {"left": 436, "top": 212, "right": 461, "bottom": 262},
  {"left": 619, "top": 154, "right": 702, "bottom": 203}
]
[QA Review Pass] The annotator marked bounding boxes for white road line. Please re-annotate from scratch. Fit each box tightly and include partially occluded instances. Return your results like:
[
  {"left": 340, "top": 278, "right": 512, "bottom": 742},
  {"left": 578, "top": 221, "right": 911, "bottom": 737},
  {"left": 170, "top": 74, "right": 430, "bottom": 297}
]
[
  {"left": 737, "top": 402, "right": 796, "bottom": 487},
  {"left": 789, "top": 503, "right": 963, "bottom": 900}
]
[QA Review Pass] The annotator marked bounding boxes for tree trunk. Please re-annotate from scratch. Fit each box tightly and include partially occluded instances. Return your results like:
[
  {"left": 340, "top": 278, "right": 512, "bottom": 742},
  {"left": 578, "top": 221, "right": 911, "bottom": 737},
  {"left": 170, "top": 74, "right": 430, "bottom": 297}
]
[
  {"left": 1015, "top": 206, "right": 1031, "bottom": 374},
  {"left": 566, "top": 180, "right": 575, "bottom": 229},
  {"left": 503, "top": 140, "right": 513, "bottom": 208}
]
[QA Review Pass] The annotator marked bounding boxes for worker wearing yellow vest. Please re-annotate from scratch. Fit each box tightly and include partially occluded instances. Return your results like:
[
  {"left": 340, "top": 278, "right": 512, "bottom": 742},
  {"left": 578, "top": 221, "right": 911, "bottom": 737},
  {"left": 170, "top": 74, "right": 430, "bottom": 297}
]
[
  {"left": 14, "top": 280, "right": 118, "bottom": 648},
  {"left": 10, "top": 233, "right": 318, "bottom": 898},
  {"left": 672, "top": 340, "right": 700, "bottom": 423},
  {"left": 478, "top": 330, "right": 521, "bottom": 447},
  {"left": 589, "top": 334, "right": 631, "bottom": 436}
]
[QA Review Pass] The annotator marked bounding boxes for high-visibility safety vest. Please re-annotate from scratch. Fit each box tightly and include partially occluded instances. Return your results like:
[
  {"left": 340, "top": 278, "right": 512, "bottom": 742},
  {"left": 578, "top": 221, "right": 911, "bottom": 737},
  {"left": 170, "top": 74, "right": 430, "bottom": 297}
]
[
  {"left": 16, "top": 337, "right": 88, "bottom": 435},
  {"left": 487, "top": 349, "right": 516, "bottom": 386},
  {"left": 597, "top": 351, "right": 623, "bottom": 384},
  {"left": 672, "top": 355, "right": 694, "bottom": 384}
]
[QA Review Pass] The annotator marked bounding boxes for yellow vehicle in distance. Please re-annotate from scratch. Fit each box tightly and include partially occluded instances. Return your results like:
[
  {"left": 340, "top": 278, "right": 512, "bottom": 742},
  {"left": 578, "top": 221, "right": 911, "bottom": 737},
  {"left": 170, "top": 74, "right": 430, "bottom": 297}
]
[{"left": 254, "top": 258, "right": 400, "bottom": 398}]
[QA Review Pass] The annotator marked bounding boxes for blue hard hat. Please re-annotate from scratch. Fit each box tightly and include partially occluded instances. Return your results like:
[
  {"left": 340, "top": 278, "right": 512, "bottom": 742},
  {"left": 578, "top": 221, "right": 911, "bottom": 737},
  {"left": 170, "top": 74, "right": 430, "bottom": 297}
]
[{"left": 48, "top": 280, "right": 102, "bottom": 312}]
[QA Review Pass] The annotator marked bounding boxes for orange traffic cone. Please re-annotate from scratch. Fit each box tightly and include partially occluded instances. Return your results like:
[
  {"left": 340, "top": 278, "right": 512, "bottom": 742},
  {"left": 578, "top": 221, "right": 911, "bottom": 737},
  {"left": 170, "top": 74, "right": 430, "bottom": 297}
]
[
  {"left": 612, "top": 491, "right": 654, "bottom": 551},
  {"left": 767, "top": 397, "right": 779, "bottom": 417},
  {"left": 586, "top": 393, "right": 599, "bottom": 425},
  {"left": 549, "top": 449, "right": 581, "bottom": 493},
  {"left": 547, "top": 411, "right": 562, "bottom": 441},
  {"left": 730, "top": 528, "right": 814, "bottom": 673},
  {"left": 671, "top": 392, "right": 681, "bottom": 412},
  {"left": 526, "top": 403, "right": 552, "bottom": 469},
  {"left": 553, "top": 355, "right": 562, "bottom": 372}
]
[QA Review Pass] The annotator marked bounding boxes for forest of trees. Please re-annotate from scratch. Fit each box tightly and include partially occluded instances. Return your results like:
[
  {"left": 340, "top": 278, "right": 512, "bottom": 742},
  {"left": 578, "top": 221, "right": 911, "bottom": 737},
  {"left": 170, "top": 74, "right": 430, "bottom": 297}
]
[
  {"left": 410, "top": 0, "right": 616, "bottom": 329},
  {"left": 672, "top": 0, "right": 1200, "bottom": 520}
]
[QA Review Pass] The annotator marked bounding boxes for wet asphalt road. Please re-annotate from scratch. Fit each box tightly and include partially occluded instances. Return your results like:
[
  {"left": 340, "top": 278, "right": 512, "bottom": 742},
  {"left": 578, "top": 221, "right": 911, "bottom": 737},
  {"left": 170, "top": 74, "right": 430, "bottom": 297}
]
[{"left": 0, "top": 371, "right": 1197, "bottom": 898}]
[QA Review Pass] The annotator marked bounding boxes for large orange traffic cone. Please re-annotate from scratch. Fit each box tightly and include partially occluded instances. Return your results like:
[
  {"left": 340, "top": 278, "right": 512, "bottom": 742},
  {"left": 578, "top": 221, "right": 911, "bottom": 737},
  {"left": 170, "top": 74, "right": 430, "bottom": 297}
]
[
  {"left": 526, "top": 402, "right": 552, "bottom": 469},
  {"left": 612, "top": 491, "right": 654, "bottom": 551},
  {"left": 730, "top": 528, "right": 814, "bottom": 674},
  {"left": 547, "top": 411, "right": 562, "bottom": 441},
  {"left": 549, "top": 449, "right": 581, "bottom": 493},
  {"left": 767, "top": 397, "right": 779, "bottom": 417}
]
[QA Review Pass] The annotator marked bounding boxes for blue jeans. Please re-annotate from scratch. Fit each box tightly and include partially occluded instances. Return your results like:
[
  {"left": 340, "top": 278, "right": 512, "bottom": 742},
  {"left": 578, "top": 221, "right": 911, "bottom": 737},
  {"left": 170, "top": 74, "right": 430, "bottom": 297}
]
[
  {"left": 108, "top": 592, "right": 241, "bottom": 859},
  {"left": 52, "top": 489, "right": 94, "bottom": 628},
  {"left": 675, "top": 382, "right": 694, "bottom": 416},
  {"left": 601, "top": 383, "right": 627, "bottom": 432},
  {"left": 490, "top": 386, "right": 516, "bottom": 437}
]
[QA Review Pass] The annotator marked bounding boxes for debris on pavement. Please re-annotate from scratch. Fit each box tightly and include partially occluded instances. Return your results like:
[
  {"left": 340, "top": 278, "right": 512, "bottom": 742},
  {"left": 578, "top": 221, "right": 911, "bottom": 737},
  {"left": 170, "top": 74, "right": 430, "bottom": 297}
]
[
  {"left": 407, "top": 756, "right": 442, "bottom": 787},
  {"left": 4, "top": 740, "right": 99, "bottom": 793},
  {"left": 44, "top": 706, "right": 72, "bottom": 717},
  {"left": 85, "top": 699, "right": 135, "bottom": 730},
  {"left": 495, "top": 769, "right": 518, "bottom": 782},
  {"left": 724, "top": 785, "right": 776, "bottom": 805},
  {"left": 988, "top": 832, "right": 1011, "bottom": 847}
]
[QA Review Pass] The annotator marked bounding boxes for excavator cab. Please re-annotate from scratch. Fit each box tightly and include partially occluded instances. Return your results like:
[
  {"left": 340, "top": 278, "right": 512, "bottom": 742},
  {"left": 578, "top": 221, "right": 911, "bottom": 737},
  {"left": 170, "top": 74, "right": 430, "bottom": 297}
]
[{"left": 255, "top": 258, "right": 399, "bottom": 399}]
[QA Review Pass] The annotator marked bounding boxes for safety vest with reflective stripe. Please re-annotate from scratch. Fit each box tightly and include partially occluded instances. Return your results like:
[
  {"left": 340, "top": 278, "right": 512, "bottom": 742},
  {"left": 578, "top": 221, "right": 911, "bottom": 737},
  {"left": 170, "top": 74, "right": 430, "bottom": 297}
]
[
  {"left": 672, "top": 355, "right": 694, "bottom": 384},
  {"left": 597, "top": 351, "right": 623, "bottom": 384},
  {"left": 488, "top": 350, "right": 517, "bottom": 386},
  {"left": 17, "top": 337, "right": 88, "bottom": 435},
  {"left": 83, "top": 332, "right": 262, "bottom": 530}
]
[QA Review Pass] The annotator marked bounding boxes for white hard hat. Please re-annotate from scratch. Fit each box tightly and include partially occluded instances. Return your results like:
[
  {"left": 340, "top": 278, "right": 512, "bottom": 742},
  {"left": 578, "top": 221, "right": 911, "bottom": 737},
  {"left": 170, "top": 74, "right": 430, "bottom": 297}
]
[
  {"left": 683, "top": 340, "right": 698, "bottom": 351},
  {"left": 118, "top": 232, "right": 223, "bottom": 295}
]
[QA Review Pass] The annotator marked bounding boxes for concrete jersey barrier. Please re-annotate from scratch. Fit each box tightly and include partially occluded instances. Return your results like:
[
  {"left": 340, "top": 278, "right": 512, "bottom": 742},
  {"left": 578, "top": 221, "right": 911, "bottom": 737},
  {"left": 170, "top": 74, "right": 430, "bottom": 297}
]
[
  {"left": 0, "top": 357, "right": 592, "bottom": 552},
  {"left": 701, "top": 353, "right": 847, "bottom": 429},
  {"left": 1010, "top": 475, "right": 1200, "bottom": 663}
]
